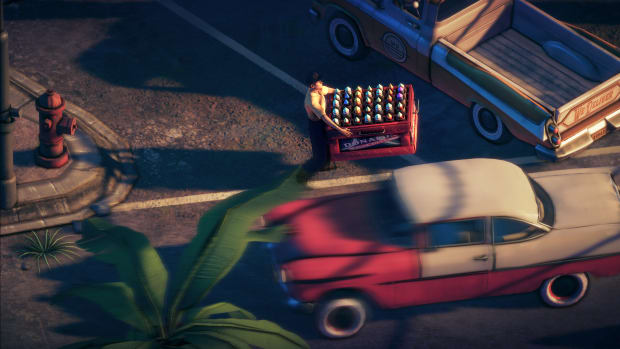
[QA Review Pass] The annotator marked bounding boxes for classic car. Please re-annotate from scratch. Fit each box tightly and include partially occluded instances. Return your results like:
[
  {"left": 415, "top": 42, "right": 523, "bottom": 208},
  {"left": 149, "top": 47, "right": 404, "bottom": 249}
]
[
  {"left": 309, "top": 0, "right": 620, "bottom": 159},
  {"left": 265, "top": 158, "right": 620, "bottom": 338}
]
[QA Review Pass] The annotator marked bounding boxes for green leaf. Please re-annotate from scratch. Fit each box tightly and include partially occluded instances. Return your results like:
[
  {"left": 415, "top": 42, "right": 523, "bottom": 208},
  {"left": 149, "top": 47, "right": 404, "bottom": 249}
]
[
  {"left": 101, "top": 341, "right": 157, "bottom": 349},
  {"left": 168, "top": 167, "right": 307, "bottom": 324},
  {"left": 78, "top": 218, "right": 168, "bottom": 330},
  {"left": 182, "top": 319, "right": 309, "bottom": 349},
  {"left": 184, "top": 331, "right": 249, "bottom": 349},
  {"left": 53, "top": 282, "right": 153, "bottom": 336},
  {"left": 183, "top": 302, "right": 256, "bottom": 324},
  {"left": 57, "top": 338, "right": 106, "bottom": 349}
]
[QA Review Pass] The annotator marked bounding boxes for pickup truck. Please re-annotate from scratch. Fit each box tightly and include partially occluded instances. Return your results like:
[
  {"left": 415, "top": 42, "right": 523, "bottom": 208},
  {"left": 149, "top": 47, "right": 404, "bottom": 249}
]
[{"left": 309, "top": 0, "right": 620, "bottom": 159}]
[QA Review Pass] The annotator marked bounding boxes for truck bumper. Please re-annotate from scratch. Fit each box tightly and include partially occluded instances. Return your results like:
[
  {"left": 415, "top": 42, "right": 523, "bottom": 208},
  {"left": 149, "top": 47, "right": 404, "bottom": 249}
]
[{"left": 536, "top": 105, "right": 620, "bottom": 161}]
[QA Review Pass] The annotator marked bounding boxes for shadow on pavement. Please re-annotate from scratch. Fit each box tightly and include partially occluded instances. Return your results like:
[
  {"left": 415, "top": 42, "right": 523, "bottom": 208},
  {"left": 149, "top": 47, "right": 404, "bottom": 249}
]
[
  {"left": 531, "top": 325, "right": 620, "bottom": 348},
  {"left": 529, "top": 0, "right": 620, "bottom": 26}
]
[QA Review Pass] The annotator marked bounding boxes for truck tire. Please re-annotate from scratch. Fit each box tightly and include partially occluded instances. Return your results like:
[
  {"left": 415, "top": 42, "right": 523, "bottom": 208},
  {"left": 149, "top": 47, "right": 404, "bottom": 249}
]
[
  {"left": 315, "top": 295, "right": 369, "bottom": 338},
  {"left": 471, "top": 104, "right": 512, "bottom": 144},
  {"left": 327, "top": 14, "right": 368, "bottom": 60},
  {"left": 539, "top": 273, "right": 589, "bottom": 307}
]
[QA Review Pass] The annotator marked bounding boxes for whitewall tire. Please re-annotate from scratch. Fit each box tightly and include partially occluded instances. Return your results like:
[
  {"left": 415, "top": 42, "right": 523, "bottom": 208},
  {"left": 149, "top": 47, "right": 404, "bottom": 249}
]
[
  {"left": 471, "top": 104, "right": 512, "bottom": 144},
  {"left": 315, "top": 297, "right": 368, "bottom": 338},
  {"left": 327, "top": 15, "right": 367, "bottom": 60},
  {"left": 540, "top": 273, "right": 589, "bottom": 307}
]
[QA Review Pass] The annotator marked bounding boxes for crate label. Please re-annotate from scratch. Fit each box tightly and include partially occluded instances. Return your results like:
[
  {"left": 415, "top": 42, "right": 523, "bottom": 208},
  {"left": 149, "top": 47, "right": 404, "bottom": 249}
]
[{"left": 339, "top": 134, "right": 401, "bottom": 152}]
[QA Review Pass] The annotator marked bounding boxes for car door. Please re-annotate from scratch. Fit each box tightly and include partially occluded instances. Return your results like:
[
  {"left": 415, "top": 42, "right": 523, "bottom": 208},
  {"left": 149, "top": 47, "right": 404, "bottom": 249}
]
[
  {"left": 487, "top": 217, "right": 548, "bottom": 297},
  {"left": 415, "top": 218, "right": 492, "bottom": 304}
]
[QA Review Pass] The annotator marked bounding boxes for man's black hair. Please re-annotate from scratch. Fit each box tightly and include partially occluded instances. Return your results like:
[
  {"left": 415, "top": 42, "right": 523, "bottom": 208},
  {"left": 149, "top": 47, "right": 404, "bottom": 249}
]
[{"left": 306, "top": 72, "right": 321, "bottom": 86}]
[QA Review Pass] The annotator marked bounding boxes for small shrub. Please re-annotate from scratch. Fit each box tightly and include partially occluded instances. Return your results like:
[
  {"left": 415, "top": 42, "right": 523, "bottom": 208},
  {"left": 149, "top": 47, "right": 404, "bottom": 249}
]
[{"left": 17, "top": 229, "right": 79, "bottom": 272}]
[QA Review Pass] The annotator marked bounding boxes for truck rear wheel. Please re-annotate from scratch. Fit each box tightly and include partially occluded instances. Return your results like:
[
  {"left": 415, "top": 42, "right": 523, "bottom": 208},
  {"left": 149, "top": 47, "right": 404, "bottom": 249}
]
[
  {"left": 327, "top": 14, "right": 368, "bottom": 60},
  {"left": 471, "top": 104, "right": 512, "bottom": 144}
]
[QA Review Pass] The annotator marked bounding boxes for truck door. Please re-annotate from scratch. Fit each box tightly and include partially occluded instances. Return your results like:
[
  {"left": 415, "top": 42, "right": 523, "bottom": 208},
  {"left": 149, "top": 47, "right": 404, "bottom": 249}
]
[
  {"left": 383, "top": 0, "right": 425, "bottom": 74},
  {"left": 340, "top": 1, "right": 421, "bottom": 72}
]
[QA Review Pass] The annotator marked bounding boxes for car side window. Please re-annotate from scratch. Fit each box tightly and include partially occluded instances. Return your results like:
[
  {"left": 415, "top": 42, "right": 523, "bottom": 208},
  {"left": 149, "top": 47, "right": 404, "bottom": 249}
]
[
  {"left": 428, "top": 219, "right": 485, "bottom": 247},
  {"left": 493, "top": 218, "right": 544, "bottom": 243}
]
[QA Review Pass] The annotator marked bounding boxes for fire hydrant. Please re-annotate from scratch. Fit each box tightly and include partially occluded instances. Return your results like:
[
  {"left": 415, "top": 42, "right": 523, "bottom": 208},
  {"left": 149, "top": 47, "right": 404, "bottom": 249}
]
[{"left": 35, "top": 90, "right": 77, "bottom": 168}]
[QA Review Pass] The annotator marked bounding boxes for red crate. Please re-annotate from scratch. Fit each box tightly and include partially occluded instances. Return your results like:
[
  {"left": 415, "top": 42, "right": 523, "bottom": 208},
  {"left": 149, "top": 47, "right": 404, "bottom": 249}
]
[{"left": 325, "top": 84, "right": 418, "bottom": 161}]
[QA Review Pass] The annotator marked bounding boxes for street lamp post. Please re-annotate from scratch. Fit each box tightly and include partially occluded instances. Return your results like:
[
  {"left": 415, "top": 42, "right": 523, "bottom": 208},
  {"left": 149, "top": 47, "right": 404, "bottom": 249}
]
[{"left": 0, "top": 0, "right": 20, "bottom": 209}]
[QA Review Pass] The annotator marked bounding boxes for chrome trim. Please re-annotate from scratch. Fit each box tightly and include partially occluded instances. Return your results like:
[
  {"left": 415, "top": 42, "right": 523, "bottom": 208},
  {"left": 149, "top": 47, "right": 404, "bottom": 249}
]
[
  {"left": 605, "top": 106, "right": 620, "bottom": 128},
  {"left": 535, "top": 105, "right": 618, "bottom": 159},
  {"left": 431, "top": 43, "right": 545, "bottom": 139},
  {"left": 286, "top": 298, "right": 315, "bottom": 313},
  {"left": 535, "top": 128, "right": 593, "bottom": 160},
  {"left": 309, "top": 8, "right": 320, "bottom": 22}
]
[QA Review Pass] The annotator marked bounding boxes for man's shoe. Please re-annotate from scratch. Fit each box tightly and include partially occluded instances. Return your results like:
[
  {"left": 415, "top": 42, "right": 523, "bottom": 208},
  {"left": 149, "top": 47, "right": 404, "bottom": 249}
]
[{"left": 319, "top": 162, "right": 337, "bottom": 171}]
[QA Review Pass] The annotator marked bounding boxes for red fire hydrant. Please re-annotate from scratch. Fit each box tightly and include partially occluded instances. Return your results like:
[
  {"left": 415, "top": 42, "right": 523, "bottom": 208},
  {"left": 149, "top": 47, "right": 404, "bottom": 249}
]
[{"left": 35, "top": 90, "right": 77, "bottom": 168}]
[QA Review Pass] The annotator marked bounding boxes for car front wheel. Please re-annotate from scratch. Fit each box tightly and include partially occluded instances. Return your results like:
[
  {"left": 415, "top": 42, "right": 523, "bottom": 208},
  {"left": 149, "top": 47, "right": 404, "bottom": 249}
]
[
  {"left": 327, "top": 15, "right": 368, "bottom": 60},
  {"left": 315, "top": 296, "right": 369, "bottom": 338},
  {"left": 540, "top": 273, "right": 589, "bottom": 307},
  {"left": 471, "top": 104, "right": 512, "bottom": 144}
]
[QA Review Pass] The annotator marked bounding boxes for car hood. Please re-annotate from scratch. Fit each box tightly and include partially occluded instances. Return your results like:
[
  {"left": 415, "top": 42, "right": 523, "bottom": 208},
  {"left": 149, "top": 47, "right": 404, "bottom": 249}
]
[
  {"left": 267, "top": 189, "right": 407, "bottom": 262},
  {"left": 531, "top": 167, "right": 620, "bottom": 229}
]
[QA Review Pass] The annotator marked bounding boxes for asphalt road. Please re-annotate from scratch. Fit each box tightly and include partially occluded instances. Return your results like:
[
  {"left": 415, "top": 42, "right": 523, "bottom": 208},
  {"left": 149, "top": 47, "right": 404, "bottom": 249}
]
[{"left": 2, "top": 0, "right": 619, "bottom": 348}]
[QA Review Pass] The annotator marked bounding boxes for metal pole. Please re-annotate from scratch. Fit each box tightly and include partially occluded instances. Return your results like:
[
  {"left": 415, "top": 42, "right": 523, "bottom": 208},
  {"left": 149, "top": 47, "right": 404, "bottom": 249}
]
[{"left": 0, "top": 0, "right": 19, "bottom": 209}]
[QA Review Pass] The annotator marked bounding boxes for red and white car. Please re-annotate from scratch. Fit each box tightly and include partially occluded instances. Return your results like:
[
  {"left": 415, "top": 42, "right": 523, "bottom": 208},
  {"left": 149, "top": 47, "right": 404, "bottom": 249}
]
[{"left": 266, "top": 159, "right": 620, "bottom": 338}]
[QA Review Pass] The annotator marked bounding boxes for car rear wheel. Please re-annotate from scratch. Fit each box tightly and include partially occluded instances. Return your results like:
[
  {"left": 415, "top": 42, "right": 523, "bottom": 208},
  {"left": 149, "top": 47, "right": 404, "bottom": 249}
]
[
  {"left": 540, "top": 273, "right": 589, "bottom": 307},
  {"left": 327, "top": 14, "right": 368, "bottom": 60},
  {"left": 471, "top": 104, "right": 512, "bottom": 144},
  {"left": 315, "top": 295, "right": 369, "bottom": 338}
]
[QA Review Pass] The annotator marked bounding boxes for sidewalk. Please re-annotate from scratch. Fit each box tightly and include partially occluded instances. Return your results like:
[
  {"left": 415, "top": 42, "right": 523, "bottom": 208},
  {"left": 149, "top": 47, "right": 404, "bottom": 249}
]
[{"left": 0, "top": 69, "right": 137, "bottom": 235}]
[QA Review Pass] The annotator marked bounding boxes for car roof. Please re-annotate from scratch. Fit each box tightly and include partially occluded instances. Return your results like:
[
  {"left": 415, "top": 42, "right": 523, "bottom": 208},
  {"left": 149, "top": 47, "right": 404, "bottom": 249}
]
[{"left": 392, "top": 158, "right": 539, "bottom": 225}]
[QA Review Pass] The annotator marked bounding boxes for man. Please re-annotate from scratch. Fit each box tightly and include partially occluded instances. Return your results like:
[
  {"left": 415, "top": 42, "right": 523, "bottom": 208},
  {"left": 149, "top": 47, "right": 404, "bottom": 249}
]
[{"left": 304, "top": 73, "right": 352, "bottom": 172}]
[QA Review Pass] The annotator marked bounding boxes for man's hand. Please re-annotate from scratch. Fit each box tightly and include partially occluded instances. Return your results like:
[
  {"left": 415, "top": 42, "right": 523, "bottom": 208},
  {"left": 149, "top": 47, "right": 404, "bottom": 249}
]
[{"left": 340, "top": 128, "right": 353, "bottom": 137}]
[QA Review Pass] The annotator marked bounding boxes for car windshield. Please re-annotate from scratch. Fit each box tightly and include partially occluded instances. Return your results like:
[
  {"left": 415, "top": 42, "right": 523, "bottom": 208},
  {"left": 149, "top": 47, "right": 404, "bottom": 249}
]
[
  {"left": 528, "top": 177, "right": 555, "bottom": 226},
  {"left": 437, "top": 0, "right": 480, "bottom": 21}
]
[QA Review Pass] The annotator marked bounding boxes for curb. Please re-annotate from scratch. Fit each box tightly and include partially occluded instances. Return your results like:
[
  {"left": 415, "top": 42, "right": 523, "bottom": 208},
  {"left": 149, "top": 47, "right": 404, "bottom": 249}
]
[{"left": 0, "top": 69, "right": 138, "bottom": 235}]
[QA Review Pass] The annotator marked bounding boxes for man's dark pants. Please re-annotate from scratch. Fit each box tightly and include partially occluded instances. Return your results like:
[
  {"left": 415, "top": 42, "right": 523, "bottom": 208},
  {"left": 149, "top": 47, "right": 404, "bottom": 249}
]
[{"left": 304, "top": 118, "right": 330, "bottom": 172}]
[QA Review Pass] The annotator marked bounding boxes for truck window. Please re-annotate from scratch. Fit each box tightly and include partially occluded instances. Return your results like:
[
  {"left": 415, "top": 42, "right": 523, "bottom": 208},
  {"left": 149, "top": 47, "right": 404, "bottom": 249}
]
[
  {"left": 493, "top": 218, "right": 544, "bottom": 243},
  {"left": 394, "top": 0, "right": 424, "bottom": 19},
  {"left": 428, "top": 219, "right": 485, "bottom": 247},
  {"left": 437, "top": 0, "right": 480, "bottom": 21}
]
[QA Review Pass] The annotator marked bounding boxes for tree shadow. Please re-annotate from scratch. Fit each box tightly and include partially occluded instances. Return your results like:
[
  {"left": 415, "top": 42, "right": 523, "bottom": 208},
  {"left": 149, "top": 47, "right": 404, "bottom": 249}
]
[
  {"left": 531, "top": 325, "right": 620, "bottom": 348},
  {"left": 529, "top": 1, "right": 620, "bottom": 27}
]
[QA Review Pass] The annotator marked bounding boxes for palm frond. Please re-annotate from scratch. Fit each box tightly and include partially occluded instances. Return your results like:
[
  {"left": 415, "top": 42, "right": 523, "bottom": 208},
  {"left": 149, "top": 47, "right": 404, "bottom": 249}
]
[
  {"left": 181, "top": 302, "right": 256, "bottom": 326},
  {"left": 53, "top": 282, "right": 154, "bottom": 336},
  {"left": 179, "top": 318, "right": 309, "bottom": 349},
  {"left": 101, "top": 341, "right": 157, "bottom": 349},
  {"left": 78, "top": 218, "right": 168, "bottom": 334},
  {"left": 168, "top": 168, "right": 307, "bottom": 324},
  {"left": 184, "top": 331, "right": 247, "bottom": 349},
  {"left": 58, "top": 338, "right": 126, "bottom": 349}
]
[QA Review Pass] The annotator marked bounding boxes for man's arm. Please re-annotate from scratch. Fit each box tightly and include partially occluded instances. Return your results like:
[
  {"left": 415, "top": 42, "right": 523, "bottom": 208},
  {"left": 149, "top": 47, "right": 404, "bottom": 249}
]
[
  {"left": 321, "top": 85, "right": 336, "bottom": 95},
  {"left": 310, "top": 94, "right": 353, "bottom": 137}
]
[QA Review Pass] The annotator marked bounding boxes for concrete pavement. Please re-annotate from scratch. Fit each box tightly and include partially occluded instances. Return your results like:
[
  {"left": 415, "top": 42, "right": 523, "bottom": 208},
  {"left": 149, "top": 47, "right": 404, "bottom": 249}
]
[{"left": 0, "top": 69, "right": 137, "bottom": 235}]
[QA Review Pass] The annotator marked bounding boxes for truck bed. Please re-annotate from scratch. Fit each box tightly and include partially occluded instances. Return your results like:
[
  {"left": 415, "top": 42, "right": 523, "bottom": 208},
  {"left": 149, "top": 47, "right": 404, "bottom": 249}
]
[{"left": 469, "top": 29, "right": 597, "bottom": 108}]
